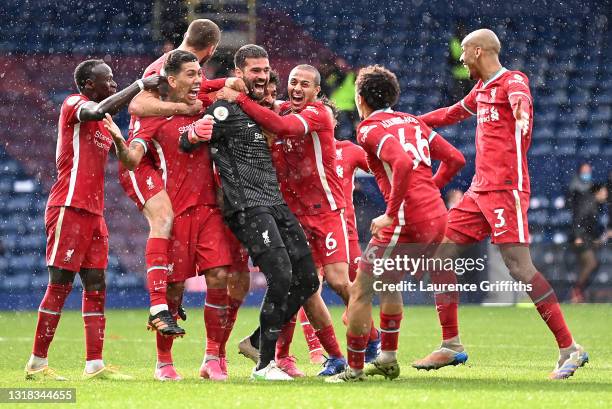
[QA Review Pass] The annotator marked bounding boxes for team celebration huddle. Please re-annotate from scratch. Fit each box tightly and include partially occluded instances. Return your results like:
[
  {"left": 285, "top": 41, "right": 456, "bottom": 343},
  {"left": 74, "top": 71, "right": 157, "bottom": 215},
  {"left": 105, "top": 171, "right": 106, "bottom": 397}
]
[{"left": 24, "top": 18, "right": 589, "bottom": 383}]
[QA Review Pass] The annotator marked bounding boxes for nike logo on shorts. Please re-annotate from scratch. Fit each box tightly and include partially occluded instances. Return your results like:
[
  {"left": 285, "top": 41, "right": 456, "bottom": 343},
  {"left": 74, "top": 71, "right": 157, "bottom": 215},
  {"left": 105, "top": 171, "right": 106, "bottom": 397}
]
[
  {"left": 326, "top": 249, "right": 338, "bottom": 257},
  {"left": 493, "top": 230, "right": 508, "bottom": 237}
]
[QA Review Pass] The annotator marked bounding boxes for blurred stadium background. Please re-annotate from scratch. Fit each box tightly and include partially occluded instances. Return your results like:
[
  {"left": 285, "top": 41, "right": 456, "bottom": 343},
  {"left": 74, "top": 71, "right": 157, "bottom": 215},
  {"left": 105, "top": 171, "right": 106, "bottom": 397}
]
[{"left": 0, "top": 0, "right": 610, "bottom": 309}]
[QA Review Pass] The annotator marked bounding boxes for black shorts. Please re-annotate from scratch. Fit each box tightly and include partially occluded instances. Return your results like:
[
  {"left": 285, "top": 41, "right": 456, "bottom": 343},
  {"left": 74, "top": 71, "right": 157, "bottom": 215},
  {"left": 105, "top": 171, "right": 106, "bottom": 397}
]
[{"left": 225, "top": 205, "right": 311, "bottom": 264}]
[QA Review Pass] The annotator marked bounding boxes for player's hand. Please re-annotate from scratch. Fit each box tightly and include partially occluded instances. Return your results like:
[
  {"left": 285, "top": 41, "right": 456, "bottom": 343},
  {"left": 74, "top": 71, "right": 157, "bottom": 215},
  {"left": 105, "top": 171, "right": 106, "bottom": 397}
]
[
  {"left": 188, "top": 114, "right": 215, "bottom": 143},
  {"left": 370, "top": 214, "right": 394, "bottom": 239},
  {"left": 141, "top": 75, "right": 168, "bottom": 92},
  {"left": 225, "top": 77, "right": 248, "bottom": 93},
  {"left": 182, "top": 99, "right": 204, "bottom": 116},
  {"left": 263, "top": 130, "right": 276, "bottom": 147},
  {"left": 216, "top": 86, "right": 241, "bottom": 102},
  {"left": 103, "top": 113, "right": 123, "bottom": 142},
  {"left": 574, "top": 237, "right": 584, "bottom": 246},
  {"left": 513, "top": 97, "right": 530, "bottom": 136}
]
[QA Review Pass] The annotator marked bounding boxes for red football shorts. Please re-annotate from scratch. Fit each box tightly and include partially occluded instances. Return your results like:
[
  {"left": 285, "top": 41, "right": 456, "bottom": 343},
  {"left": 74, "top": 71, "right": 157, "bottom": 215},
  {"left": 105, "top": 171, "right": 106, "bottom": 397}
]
[
  {"left": 118, "top": 157, "right": 164, "bottom": 211},
  {"left": 446, "top": 189, "right": 530, "bottom": 245},
  {"left": 348, "top": 239, "right": 362, "bottom": 282},
  {"left": 359, "top": 215, "right": 447, "bottom": 280},
  {"left": 45, "top": 206, "right": 108, "bottom": 271},
  {"left": 167, "top": 205, "right": 232, "bottom": 283},
  {"left": 298, "top": 209, "right": 349, "bottom": 267}
]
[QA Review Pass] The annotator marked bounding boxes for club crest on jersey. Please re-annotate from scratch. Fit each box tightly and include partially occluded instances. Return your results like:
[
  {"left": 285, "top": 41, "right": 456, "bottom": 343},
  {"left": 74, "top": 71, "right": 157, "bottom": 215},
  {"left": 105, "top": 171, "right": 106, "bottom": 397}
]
[
  {"left": 213, "top": 106, "right": 229, "bottom": 121},
  {"left": 489, "top": 88, "right": 497, "bottom": 102},
  {"left": 167, "top": 263, "right": 174, "bottom": 275},
  {"left": 146, "top": 176, "right": 155, "bottom": 190},
  {"left": 64, "top": 249, "right": 74, "bottom": 263},
  {"left": 262, "top": 230, "right": 271, "bottom": 246}
]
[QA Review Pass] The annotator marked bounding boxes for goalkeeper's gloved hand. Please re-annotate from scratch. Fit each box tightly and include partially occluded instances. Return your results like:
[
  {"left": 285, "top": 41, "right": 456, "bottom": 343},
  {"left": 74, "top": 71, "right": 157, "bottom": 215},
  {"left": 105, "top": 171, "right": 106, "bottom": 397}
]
[{"left": 188, "top": 114, "right": 214, "bottom": 143}]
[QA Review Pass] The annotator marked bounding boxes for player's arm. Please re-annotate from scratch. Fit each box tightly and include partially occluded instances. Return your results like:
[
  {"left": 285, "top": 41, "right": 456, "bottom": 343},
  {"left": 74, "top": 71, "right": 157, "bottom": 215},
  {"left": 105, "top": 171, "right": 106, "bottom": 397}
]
[
  {"left": 102, "top": 114, "right": 146, "bottom": 170},
  {"left": 418, "top": 84, "right": 478, "bottom": 127},
  {"left": 78, "top": 76, "right": 166, "bottom": 122},
  {"left": 377, "top": 137, "right": 413, "bottom": 219},
  {"left": 128, "top": 89, "right": 203, "bottom": 118},
  {"left": 201, "top": 77, "right": 247, "bottom": 93},
  {"left": 428, "top": 131, "right": 466, "bottom": 189},
  {"left": 352, "top": 144, "right": 370, "bottom": 173},
  {"left": 507, "top": 74, "right": 532, "bottom": 136},
  {"left": 216, "top": 90, "right": 307, "bottom": 136}
]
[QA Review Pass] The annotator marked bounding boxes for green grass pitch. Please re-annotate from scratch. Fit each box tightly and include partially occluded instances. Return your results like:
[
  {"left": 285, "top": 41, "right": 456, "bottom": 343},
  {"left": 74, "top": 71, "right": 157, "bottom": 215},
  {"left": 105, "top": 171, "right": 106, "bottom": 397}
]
[{"left": 1, "top": 304, "right": 611, "bottom": 409}]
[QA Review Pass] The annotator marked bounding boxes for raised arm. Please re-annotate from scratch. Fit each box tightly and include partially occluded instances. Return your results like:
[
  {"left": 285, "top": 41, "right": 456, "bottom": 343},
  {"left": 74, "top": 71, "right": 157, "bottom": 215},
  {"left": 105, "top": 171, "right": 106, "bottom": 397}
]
[
  {"left": 78, "top": 76, "right": 165, "bottom": 122},
  {"left": 128, "top": 89, "right": 203, "bottom": 118},
  {"left": 102, "top": 114, "right": 146, "bottom": 170},
  {"left": 429, "top": 132, "right": 466, "bottom": 189}
]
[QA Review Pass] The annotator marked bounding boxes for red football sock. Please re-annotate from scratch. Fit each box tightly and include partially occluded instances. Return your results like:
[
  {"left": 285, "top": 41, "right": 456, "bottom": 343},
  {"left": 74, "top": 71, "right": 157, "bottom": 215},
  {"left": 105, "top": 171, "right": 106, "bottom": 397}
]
[
  {"left": 380, "top": 312, "right": 402, "bottom": 352},
  {"left": 527, "top": 272, "right": 573, "bottom": 348},
  {"left": 32, "top": 283, "right": 72, "bottom": 358},
  {"left": 368, "top": 320, "right": 379, "bottom": 342},
  {"left": 347, "top": 332, "right": 368, "bottom": 370},
  {"left": 82, "top": 290, "right": 106, "bottom": 361},
  {"left": 275, "top": 315, "right": 297, "bottom": 360},
  {"left": 315, "top": 324, "right": 344, "bottom": 358},
  {"left": 432, "top": 269, "right": 460, "bottom": 340},
  {"left": 145, "top": 238, "right": 169, "bottom": 308},
  {"left": 204, "top": 288, "right": 228, "bottom": 357},
  {"left": 298, "top": 308, "right": 322, "bottom": 353},
  {"left": 220, "top": 296, "right": 242, "bottom": 358},
  {"left": 156, "top": 300, "right": 178, "bottom": 364}
]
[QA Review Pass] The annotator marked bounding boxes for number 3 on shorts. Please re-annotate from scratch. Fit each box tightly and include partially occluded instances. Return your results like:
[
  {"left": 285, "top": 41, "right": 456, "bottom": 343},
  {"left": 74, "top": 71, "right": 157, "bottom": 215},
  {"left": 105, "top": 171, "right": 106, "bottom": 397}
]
[
  {"left": 493, "top": 208, "right": 506, "bottom": 228},
  {"left": 325, "top": 232, "right": 337, "bottom": 250}
]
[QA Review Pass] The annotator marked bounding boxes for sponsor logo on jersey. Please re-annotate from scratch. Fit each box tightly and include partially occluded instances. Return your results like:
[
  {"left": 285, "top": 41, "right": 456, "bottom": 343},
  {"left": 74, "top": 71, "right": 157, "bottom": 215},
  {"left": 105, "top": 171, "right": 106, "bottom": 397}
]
[
  {"left": 336, "top": 165, "right": 344, "bottom": 178},
  {"left": 254, "top": 132, "right": 265, "bottom": 142},
  {"left": 359, "top": 125, "right": 377, "bottom": 143},
  {"left": 178, "top": 121, "right": 197, "bottom": 135}
]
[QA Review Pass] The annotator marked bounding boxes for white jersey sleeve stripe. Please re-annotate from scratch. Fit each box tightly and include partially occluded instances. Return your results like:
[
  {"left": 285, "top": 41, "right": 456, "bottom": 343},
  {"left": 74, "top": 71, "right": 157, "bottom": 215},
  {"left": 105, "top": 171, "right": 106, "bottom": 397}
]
[
  {"left": 294, "top": 114, "right": 309, "bottom": 134},
  {"left": 376, "top": 134, "right": 394, "bottom": 159},
  {"left": 131, "top": 138, "right": 148, "bottom": 154},
  {"left": 311, "top": 131, "right": 337, "bottom": 210},
  {"left": 428, "top": 130, "right": 437, "bottom": 142},
  {"left": 64, "top": 123, "right": 80, "bottom": 207},
  {"left": 508, "top": 92, "right": 532, "bottom": 105},
  {"left": 460, "top": 99, "right": 476, "bottom": 116}
]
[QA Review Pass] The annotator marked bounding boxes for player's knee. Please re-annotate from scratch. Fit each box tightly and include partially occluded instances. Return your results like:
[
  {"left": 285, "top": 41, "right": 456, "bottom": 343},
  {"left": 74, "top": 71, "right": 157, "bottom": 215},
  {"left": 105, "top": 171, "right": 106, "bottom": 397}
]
[
  {"left": 48, "top": 267, "right": 75, "bottom": 285},
  {"left": 204, "top": 267, "right": 228, "bottom": 288},
  {"left": 166, "top": 281, "right": 184, "bottom": 302}
]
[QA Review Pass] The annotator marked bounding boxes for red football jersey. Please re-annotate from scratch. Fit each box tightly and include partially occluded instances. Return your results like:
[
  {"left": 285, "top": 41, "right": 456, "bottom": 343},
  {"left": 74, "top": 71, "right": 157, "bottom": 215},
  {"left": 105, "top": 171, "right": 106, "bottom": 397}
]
[
  {"left": 129, "top": 115, "right": 217, "bottom": 216},
  {"left": 277, "top": 101, "right": 345, "bottom": 216},
  {"left": 357, "top": 109, "right": 447, "bottom": 226},
  {"left": 461, "top": 68, "right": 533, "bottom": 192},
  {"left": 335, "top": 140, "right": 368, "bottom": 241},
  {"left": 47, "top": 94, "right": 114, "bottom": 216}
]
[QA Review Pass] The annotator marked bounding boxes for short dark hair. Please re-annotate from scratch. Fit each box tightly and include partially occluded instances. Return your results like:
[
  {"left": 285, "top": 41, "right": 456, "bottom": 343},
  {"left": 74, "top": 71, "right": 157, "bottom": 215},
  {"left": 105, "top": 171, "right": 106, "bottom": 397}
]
[
  {"left": 74, "top": 59, "right": 105, "bottom": 92},
  {"left": 319, "top": 96, "right": 338, "bottom": 120},
  {"left": 234, "top": 44, "right": 268, "bottom": 70},
  {"left": 355, "top": 65, "right": 400, "bottom": 110},
  {"left": 184, "top": 19, "right": 220, "bottom": 51},
  {"left": 292, "top": 64, "right": 321, "bottom": 86},
  {"left": 269, "top": 70, "right": 280, "bottom": 85},
  {"left": 164, "top": 50, "right": 199, "bottom": 76}
]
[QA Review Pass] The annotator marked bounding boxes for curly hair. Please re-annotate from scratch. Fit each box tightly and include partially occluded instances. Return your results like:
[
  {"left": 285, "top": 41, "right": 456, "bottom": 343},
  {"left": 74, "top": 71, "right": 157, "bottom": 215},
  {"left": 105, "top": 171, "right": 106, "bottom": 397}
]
[{"left": 355, "top": 65, "right": 400, "bottom": 111}]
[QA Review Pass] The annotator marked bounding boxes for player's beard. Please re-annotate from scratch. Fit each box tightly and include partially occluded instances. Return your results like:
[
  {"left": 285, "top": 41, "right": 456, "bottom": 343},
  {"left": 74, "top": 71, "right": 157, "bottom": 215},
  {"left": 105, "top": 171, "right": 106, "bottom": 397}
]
[{"left": 245, "top": 77, "right": 267, "bottom": 101}]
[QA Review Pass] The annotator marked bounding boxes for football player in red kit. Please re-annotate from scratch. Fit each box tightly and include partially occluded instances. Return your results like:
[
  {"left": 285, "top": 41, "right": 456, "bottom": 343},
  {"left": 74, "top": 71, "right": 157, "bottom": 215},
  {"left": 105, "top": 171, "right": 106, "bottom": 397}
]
[
  {"left": 414, "top": 28, "right": 588, "bottom": 380},
  {"left": 118, "top": 19, "right": 244, "bottom": 335},
  {"left": 105, "top": 50, "right": 233, "bottom": 382},
  {"left": 328, "top": 65, "right": 465, "bottom": 382},
  {"left": 25, "top": 60, "right": 164, "bottom": 380}
]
